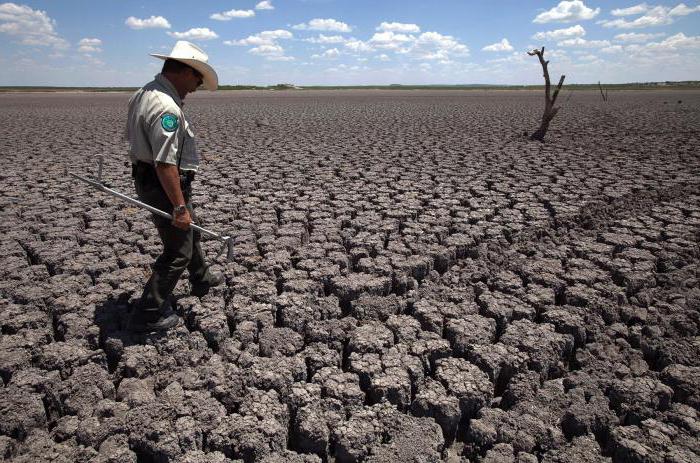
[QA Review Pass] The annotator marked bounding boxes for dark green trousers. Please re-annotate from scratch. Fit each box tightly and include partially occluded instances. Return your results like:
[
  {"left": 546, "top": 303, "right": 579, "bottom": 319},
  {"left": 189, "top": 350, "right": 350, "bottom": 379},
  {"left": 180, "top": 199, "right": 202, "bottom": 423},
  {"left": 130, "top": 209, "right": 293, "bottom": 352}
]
[{"left": 133, "top": 165, "right": 210, "bottom": 320}]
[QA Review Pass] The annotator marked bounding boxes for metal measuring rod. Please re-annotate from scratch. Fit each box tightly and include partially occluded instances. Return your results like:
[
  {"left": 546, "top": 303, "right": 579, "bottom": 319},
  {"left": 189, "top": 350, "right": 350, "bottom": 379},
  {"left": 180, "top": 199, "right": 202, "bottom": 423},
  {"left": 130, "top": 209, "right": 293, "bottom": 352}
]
[{"left": 67, "top": 155, "right": 235, "bottom": 261}]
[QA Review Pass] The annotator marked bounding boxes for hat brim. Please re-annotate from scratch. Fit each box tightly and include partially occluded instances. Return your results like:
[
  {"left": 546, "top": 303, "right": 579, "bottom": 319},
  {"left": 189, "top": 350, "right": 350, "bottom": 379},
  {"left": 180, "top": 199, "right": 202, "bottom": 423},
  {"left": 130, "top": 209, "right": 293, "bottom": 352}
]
[{"left": 151, "top": 54, "right": 218, "bottom": 91}]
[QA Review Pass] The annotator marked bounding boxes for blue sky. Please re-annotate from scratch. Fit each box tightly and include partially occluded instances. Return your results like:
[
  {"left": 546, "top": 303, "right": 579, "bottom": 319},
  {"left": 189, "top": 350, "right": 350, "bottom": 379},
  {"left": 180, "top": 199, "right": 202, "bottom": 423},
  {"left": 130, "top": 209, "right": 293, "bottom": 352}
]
[{"left": 1, "top": 1, "right": 699, "bottom": 86}]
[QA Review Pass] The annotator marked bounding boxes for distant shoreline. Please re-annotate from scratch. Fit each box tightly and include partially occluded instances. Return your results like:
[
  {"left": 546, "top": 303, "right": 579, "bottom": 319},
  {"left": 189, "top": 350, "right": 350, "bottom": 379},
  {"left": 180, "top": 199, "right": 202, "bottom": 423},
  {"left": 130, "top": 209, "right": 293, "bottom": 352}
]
[{"left": 1, "top": 81, "right": 699, "bottom": 93}]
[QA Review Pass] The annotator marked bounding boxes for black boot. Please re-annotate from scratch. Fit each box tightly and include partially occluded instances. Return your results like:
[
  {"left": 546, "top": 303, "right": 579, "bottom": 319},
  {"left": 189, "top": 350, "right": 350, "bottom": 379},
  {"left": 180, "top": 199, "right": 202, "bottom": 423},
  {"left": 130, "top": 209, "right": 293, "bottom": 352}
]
[
  {"left": 190, "top": 271, "right": 224, "bottom": 297},
  {"left": 128, "top": 300, "right": 180, "bottom": 333}
]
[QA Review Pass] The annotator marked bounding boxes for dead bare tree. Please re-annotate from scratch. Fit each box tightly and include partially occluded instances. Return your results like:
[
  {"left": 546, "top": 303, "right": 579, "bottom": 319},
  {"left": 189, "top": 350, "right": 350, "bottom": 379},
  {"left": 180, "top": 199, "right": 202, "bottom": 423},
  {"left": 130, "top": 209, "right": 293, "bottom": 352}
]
[
  {"left": 527, "top": 47, "right": 565, "bottom": 142},
  {"left": 598, "top": 81, "right": 608, "bottom": 102}
]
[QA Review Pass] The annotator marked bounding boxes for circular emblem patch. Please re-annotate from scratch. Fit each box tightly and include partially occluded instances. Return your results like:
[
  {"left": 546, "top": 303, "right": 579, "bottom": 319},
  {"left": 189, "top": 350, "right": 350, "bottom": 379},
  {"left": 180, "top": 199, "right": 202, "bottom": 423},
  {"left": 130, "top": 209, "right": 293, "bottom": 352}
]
[{"left": 161, "top": 113, "right": 178, "bottom": 132}]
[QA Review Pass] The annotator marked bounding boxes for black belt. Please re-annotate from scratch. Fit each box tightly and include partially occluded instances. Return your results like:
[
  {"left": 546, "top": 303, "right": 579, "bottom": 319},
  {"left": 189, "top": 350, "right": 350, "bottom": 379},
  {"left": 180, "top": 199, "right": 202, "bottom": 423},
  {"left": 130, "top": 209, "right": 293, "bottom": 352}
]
[{"left": 132, "top": 161, "right": 195, "bottom": 183}]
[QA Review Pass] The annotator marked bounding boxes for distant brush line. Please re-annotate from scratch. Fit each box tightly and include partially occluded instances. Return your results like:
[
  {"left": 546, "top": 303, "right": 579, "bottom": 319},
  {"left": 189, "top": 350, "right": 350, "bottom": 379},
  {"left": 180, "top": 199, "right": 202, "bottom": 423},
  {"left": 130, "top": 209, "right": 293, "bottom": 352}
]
[{"left": 2, "top": 81, "right": 699, "bottom": 92}]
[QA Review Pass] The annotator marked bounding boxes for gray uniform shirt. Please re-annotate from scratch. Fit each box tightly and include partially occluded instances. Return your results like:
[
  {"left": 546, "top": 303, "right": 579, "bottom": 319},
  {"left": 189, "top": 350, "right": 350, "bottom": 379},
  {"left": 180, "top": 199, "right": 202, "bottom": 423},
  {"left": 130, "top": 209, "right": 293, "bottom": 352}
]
[{"left": 126, "top": 73, "right": 199, "bottom": 172}]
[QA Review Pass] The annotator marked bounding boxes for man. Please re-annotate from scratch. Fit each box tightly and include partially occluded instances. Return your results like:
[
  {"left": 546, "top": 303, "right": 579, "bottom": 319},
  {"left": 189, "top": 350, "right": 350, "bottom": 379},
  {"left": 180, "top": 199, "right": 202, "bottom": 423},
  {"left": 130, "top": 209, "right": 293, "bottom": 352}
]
[{"left": 126, "top": 41, "right": 223, "bottom": 332}]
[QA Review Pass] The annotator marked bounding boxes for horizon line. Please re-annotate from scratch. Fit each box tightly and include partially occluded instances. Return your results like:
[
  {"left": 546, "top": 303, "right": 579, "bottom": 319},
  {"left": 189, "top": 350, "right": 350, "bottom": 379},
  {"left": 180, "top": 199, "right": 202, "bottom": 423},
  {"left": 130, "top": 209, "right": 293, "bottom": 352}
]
[{"left": 1, "top": 81, "right": 699, "bottom": 91}]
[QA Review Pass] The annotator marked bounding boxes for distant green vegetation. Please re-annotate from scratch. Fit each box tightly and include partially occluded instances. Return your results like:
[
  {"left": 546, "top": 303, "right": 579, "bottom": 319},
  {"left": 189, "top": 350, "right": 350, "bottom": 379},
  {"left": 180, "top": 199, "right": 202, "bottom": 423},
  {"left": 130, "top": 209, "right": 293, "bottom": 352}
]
[
  {"left": 218, "top": 83, "right": 300, "bottom": 90},
  {"left": 297, "top": 81, "right": 700, "bottom": 91},
  {"left": 218, "top": 85, "right": 268, "bottom": 90},
  {"left": 2, "top": 81, "right": 699, "bottom": 93}
]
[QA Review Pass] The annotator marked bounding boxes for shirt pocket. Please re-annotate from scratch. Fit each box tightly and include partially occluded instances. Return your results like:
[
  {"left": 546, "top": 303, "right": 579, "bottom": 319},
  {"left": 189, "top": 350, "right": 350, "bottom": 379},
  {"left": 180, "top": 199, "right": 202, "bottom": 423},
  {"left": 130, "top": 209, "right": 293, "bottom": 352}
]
[{"left": 179, "top": 123, "right": 200, "bottom": 170}]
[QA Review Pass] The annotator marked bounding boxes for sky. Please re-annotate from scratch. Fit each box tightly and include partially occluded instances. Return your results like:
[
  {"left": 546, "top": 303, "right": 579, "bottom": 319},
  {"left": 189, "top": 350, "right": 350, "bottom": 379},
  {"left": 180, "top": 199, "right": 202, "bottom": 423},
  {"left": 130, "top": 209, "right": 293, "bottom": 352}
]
[{"left": 1, "top": 1, "right": 699, "bottom": 86}]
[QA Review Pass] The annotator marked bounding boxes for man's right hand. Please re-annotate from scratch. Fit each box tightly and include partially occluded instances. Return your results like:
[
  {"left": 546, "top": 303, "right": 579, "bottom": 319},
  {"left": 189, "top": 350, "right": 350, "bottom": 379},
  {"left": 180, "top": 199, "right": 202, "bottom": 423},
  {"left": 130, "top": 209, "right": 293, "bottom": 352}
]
[
  {"left": 155, "top": 162, "right": 192, "bottom": 230},
  {"left": 172, "top": 208, "right": 192, "bottom": 230}
]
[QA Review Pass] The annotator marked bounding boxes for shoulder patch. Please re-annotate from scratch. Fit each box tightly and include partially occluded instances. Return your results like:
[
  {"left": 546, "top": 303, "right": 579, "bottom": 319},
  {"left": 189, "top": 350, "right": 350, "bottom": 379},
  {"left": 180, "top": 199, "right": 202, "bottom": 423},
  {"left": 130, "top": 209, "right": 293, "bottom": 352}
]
[{"left": 161, "top": 113, "right": 179, "bottom": 132}]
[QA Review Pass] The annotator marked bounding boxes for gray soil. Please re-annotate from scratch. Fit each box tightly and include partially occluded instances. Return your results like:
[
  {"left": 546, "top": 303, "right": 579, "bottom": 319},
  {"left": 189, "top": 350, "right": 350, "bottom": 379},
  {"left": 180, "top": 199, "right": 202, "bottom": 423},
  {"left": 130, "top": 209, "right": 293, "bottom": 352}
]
[{"left": 0, "top": 89, "right": 699, "bottom": 463}]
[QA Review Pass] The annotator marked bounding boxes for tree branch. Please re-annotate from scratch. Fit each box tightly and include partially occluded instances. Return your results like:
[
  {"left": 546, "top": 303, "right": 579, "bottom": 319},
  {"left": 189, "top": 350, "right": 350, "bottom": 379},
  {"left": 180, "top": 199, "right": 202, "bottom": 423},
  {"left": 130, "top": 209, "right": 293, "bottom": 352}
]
[
  {"left": 551, "top": 75, "right": 566, "bottom": 106},
  {"left": 527, "top": 47, "right": 566, "bottom": 142}
]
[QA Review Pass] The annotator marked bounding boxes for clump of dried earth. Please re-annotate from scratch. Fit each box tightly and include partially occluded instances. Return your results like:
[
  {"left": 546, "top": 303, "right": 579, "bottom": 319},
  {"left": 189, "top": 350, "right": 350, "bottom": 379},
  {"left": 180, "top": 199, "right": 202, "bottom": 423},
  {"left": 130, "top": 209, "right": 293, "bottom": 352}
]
[{"left": 0, "top": 90, "right": 699, "bottom": 463}]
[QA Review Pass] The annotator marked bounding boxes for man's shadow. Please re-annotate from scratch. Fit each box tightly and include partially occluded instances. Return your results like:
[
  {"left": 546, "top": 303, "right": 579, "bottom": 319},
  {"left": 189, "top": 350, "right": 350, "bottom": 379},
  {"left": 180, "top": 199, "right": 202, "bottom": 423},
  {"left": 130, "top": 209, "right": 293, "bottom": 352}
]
[{"left": 93, "top": 294, "right": 171, "bottom": 372}]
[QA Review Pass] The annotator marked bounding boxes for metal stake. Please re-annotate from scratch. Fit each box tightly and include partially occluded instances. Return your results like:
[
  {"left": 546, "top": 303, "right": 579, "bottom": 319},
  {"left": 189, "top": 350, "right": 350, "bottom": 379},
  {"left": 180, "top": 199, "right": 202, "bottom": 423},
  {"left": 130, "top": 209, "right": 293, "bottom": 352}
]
[{"left": 68, "top": 156, "right": 235, "bottom": 261}]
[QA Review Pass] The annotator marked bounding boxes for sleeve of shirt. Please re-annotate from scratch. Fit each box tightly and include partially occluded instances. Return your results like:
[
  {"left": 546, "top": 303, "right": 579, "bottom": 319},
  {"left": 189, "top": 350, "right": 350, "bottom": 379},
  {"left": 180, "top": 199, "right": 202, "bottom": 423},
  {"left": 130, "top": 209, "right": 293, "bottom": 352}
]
[{"left": 148, "top": 109, "right": 184, "bottom": 166}]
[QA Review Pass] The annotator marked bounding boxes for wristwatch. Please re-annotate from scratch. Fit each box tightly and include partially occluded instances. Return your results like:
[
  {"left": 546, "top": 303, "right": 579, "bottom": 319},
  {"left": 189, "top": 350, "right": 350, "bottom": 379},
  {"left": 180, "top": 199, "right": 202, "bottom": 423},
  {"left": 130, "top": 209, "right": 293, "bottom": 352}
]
[{"left": 173, "top": 204, "right": 187, "bottom": 216}]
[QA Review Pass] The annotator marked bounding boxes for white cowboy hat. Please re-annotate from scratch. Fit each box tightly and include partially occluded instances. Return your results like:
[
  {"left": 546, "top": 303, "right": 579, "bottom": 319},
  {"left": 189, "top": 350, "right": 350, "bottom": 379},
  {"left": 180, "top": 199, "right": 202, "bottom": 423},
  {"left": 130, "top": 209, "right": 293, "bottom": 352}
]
[{"left": 150, "top": 41, "right": 218, "bottom": 91}]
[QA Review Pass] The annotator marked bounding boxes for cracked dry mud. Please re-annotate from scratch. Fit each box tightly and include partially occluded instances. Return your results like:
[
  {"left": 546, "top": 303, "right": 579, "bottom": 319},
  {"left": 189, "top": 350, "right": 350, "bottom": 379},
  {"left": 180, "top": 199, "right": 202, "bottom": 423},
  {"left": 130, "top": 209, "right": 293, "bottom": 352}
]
[{"left": 0, "top": 89, "right": 699, "bottom": 463}]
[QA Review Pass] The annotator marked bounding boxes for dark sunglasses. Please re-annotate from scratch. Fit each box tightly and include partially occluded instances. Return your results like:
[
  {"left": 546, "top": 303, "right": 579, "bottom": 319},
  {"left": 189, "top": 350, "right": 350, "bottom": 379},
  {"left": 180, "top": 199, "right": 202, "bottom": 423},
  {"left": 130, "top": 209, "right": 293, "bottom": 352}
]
[{"left": 190, "top": 67, "right": 203, "bottom": 83}]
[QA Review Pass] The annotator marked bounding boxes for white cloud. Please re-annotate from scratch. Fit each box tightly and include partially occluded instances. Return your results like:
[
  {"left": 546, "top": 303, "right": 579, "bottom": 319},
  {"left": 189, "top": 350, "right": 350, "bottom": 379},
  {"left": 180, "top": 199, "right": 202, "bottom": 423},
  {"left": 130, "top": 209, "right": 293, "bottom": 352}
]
[
  {"left": 376, "top": 53, "right": 390, "bottom": 61},
  {"left": 370, "top": 31, "right": 415, "bottom": 50},
  {"left": 614, "top": 32, "right": 665, "bottom": 42},
  {"left": 210, "top": 9, "right": 255, "bottom": 20},
  {"left": 81, "top": 54, "right": 105, "bottom": 66},
  {"left": 167, "top": 28, "right": 218, "bottom": 40},
  {"left": 0, "top": 2, "right": 69, "bottom": 48},
  {"left": 260, "top": 29, "right": 294, "bottom": 40},
  {"left": 597, "top": 32, "right": 700, "bottom": 58},
  {"left": 125, "top": 15, "right": 171, "bottom": 29},
  {"left": 600, "top": 3, "right": 700, "bottom": 28},
  {"left": 482, "top": 38, "right": 514, "bottom": 52},
  {"left": 544, "top": 49, "right": 569, "bottom": 60},
  {"left": 533, "top": 1, "right": 600, "bottom": 23},
  {"left": 292, "top": 18, "right": 352, "bottom": 32},
  {"left": 350, "top": 30, "right": 468, "bottom": 60},
  {"left": 255, "top": 1, "right": 274, "bottom": 10},
  {"left": 344, "top": 38, "right": 374, "bottom": 53},
  {"left": 225, "top": 29, "right": 293, "bottom": 46},
  {"left": 670, "top": 3, "right": 700, "bottom": 15},
  {"left": 533, "top": 24, "right": 586, "bottom": 40},
  {"left": 646, "top": 32, "right": 700, "bottom": 50},
  {"left": 303, "top": 34, "right": 347, "bottom": 44},
  {"left": 557, "top": 37, "right": 611, "bottom": 47},
  {"left": 250, "top": 44, "right": 283, "bottom": 55},
  {"left": 248, "top": 42, "right": 294, "bottom": 61},
  {"left": 226, "top": 29, "right": 294, "bottom": 61},
  {"left": 410, "top": 31, "right": 469, "bottom": 60},
  {"left": 78, "top": 38, "right": 102, "bottom": 53},
  {"left": 325, "top": 63, "right": 367, "bottom": 73},
  {"left": 311, "top": 48, "right": 340, "bottom": 59},
  {"left": 599, "top": 8, "right": 670, "bottom": 28},
  {"left": 487, "top": 52, "right": 522, "bottom": 64},
  {"left": 601, "top": 45, "right": 625, "bottom": 53},
  {"left": 612, "top": 3, "right": 650, "bottom": 16},
  {"left": 376, "top": 22, "right": 420, "bottom": 33},
  {"left": 610, "top": 3, "right": 649, "bottom": 16}
]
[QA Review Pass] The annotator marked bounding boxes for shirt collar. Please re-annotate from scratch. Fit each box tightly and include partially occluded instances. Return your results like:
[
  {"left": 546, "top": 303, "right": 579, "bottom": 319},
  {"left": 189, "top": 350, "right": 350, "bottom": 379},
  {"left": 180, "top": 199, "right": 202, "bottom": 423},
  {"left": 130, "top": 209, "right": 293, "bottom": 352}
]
[{"left": 154, "top": 73, "right": 183, "bottom": 107}]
